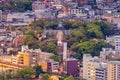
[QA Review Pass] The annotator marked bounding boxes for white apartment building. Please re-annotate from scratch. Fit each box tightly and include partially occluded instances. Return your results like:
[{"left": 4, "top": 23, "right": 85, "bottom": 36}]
[
  {"left": 7, "top": 12, "right": 34, "bottom": 23},
  {"left": 47, "top": 59, "right": 59, "bottom": 73},
  {"left": 96, "top": 64, "right": 107, "bottom": 80},
  {"left": 83, "top": 54, "right": 107, "bottom": 80},
  {"left": 83, "top": 54, "right": 120, "bottom": 80},
  {"left": 105, "top": 35, "right": 120, "bottom": 50},
  {"left": 69, "top": 8, "right": 87, "bottom": 18},
  {"left": 100, "top": 48, "right": 120, "bottom": 61}
]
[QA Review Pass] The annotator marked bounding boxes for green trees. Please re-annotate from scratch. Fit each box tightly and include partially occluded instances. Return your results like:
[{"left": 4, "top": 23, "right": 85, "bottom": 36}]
[
  {"left": 23, "top": 19, "right": 112, "bottom": 60},
  {"left": 39, "top": 42, "right": 57, "bottom": 54},
  {"left": 0, "top": 0, "right": 32, "bottom": 12},
  {"left": 45, "top": 42, "right": 57, "bottom": 54},
  {"left": 80, "top": 78, "right": 85, "bottom": 80},
  {"left": 23, "top": 29, "right": 40, "bottom": 49},
  {"left": 17, "top": 67, "right": 35, "bottom": 79},
  {"left": 31, "top": 19, "right": 58, "bottom": 29},
  {"left": 0, "top": 74, "right": 3, "bottom": 79},
  {"left": 93, "top": 21, "right": 113, "bottom": 36},
  {"left": 23, "top": 35, "right": 35, "bottom": 45},
  {"left": 0, "top": 69, "right": 16, "bottom": 80},
  {"left": 64, "top": 76, "right": 75, "bottom": 80},
  {"left": 0, "top": 67, "right": 43, "bottom": 79},
  {"left": 4, "top": 3, "right": 12, "bottom": 10},
  {"left": 35, "top": 66, "right": 43, "bottom": 77},
  {"left": 50, "top": 54, "right": 60, "bottom": 62},
  {"left": 86, "top": 23, "right": 103, "bottom": 38},
  {"left": 66, "top": 21, "right": 112, "bottom": 60},
  {"left": 41, "top": 73, "right": 51, "bottom": 80}
]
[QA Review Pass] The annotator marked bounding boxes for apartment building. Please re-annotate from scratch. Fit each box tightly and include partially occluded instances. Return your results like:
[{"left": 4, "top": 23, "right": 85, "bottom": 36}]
[
  {"left": 105, "top": 35, "right": 120, "bottom": 50},
  {"left": 0, "top": 45, "right": 52, "bottom": 70},
  {"left": 21, "top": 45, "right": 52, "bottom": 62},
  {"left": 47, "top": 60, "right": 59, "bottom": 73},
  {"left": 100, "top": 48, "right": 120, "bottom": 61},
  {"left": 83, "top": 54, "right": 96, "bottom": 80},
  {"left": 0, "top": 10, "right": 2, "bottom": 22},
  {"left": 96, "top": 67, "right": 107, "bottom": 80},
  {"left": 0, "top": 52, "right": 29, "bottom": 71},
  {"left": 83, "top": 54, "right": 107, "bottom": 80},
  {"left": 83, "top": 54, "right": 120, "bottom": 80},
  {"left": 63, "top": 58, "right": 79, "bottom": 77},
  {"left": 16, "top": 52, "right": 30, "bottom": 67},
  {"left": 107, "top": 61, "right": 120, "bottom": 80}
]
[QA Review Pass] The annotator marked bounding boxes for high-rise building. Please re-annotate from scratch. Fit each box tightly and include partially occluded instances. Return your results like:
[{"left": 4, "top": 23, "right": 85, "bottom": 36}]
[
  {"left": 63, "top": 42, "right": 67, "bottom": 60},
  {"left": 17, "top": 52, "right": 30, "bottom": 67},
  {"left": 96, "top": 67, "right": 107, "bottom": 80},
  {"left": 107, "top": 61, "right": 120, "bottom": 80},
  {"left": 83, "top": 54, "right": 107, "bottom": 80},
  {"left": 83, "top": 54, "right": 95, "bottom": 80},
  {"left": 63, "top": 58, "right": 79, "bottom": 77},
  {"left": 0, "top": 10, "right": 2, "bottom": 22}
]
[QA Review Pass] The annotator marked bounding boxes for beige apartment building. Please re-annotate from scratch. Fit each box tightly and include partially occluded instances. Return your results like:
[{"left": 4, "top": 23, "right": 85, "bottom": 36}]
[
  {"left": 0, "top": 46, "right": 52, "bottom": 71},
  {"left": 83, "top": 54, "right": 107, "bottom": 80},
  {"left": 83, "top": 54, "right": 101, "bottom": 80},
  {"left": 107, "top": 61, "right": 120, "bottom": 80}
]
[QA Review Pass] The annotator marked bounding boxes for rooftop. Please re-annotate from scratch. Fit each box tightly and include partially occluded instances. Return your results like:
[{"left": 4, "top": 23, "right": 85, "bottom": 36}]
[{"left": 108, "top": 61, "right": 120, "bottom": 64}]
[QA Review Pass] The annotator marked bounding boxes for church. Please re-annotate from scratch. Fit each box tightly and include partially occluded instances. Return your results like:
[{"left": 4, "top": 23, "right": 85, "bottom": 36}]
[{"left": 44, "top": 21, "right": 71, "bottom": 36}]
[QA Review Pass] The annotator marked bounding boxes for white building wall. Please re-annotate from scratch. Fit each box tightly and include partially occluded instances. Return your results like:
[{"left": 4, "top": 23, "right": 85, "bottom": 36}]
[{"left": 83, "top": 54, "right": 105, "bottom": 80}]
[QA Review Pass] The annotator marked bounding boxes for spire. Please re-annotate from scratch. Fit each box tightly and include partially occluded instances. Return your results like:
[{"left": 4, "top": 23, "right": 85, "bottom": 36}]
[
  {"left": 58, "top": 21, "right": 63, "bottom": 28},
  {"left": 56, "top": 21, "right": 64, "bottom": 30}
]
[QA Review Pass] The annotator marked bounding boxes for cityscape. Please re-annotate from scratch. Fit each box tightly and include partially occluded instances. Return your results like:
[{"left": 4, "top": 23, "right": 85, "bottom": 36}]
[{"left": 0, "top": 0, "right": 120, "bottom": 80}]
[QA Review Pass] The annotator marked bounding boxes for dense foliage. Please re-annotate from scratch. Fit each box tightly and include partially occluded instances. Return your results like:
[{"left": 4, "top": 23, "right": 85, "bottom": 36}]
[
  {"left": 66, "top": 21, "right": 113, "bottom": 60},
  {"left": 35, "top": 66, "right": 43, "bottom": 77},
  {"left": 0, "top": 67, "right": 44, "bottom": 79},
  {"left": 50, "top": 54, "right": 60, "bottom": 62},
  {"left": 41, "top": 73, "right": 51, "bottom": 80},
  {"left": 0, "top": 0, "right": 32, "bottom": 12},
  {"left": 23, "top": 19, "right": 113, "bottom": 60},
  {"left": 17, "top": 67, "right": 35, "bottom": 79},
  {"left": 64, "top": 76, "right": 75, "bottom": 80}
]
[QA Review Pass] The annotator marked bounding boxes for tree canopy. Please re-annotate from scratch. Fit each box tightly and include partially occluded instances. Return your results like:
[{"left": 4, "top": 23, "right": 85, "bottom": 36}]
[
  {"left": 0, "top": 0, "right": 32, "bottom": 12},
  {"left": 17, "top": 67, "right": 35, "bottom": 79},
  {"left": 41, "top": 73, "right": 51, "bottom": 80},
  {"left": 35, "top": 66, "right": 43, "bottom": 77},
  {"left": 65, "top": 21, "right": 112, "bottom": 60},
  {"left": 23, "top": 20, "right": 112, "bottom": 60},
  {"left": 64, "top": 76, "right": 75, "bottom": 80}
]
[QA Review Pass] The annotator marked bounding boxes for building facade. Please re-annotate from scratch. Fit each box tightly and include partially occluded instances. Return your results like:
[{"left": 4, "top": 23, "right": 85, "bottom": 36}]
[
  {"left": 105, "top": 35, "right": 120, "bottom": 50},
  {"left": 83, "top": 54, "right": 107, "bottom": 80},
  {"left": 63, "top": 58, "right": 79, "bottom": 77},
  {"left": 47, "top": 60, "right": 59, "bottom": 73},
  {"left": 96, "top": 68, "right": 107, "bottom": 80},
  {"left": 107, "top": 61, "right": 120, "bottom": 80}
]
